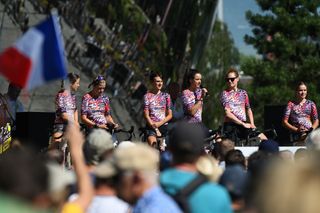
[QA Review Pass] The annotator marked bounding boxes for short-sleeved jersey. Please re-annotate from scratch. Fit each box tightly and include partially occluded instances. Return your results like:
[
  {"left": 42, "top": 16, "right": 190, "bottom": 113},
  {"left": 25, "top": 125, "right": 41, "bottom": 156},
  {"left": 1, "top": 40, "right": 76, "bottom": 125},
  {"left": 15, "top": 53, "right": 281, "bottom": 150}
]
[
  {"left": 220, "top": 89, "right": 250, "bottom": 122},
  {"left": 283, "top": 100, "right": 318, "bottom": 130},
  {"left": 143, "top": 92, "right": 171, "bottom": 122},
  {"left": 181, "top": 88, "right": 202, "bottom": 123},
  {"left": 54, "top": 90, "right": 77, "bottom": 124},
  {"left": 81, "top": 93, "right": 110, "bottom": 125}
]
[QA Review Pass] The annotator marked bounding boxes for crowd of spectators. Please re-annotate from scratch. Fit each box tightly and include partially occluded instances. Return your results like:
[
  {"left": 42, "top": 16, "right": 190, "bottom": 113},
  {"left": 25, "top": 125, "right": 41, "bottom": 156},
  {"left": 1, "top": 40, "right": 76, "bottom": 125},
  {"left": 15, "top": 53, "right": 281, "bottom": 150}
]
[{"left": 1, "top": 121, "right": 320, "bottom": 213}]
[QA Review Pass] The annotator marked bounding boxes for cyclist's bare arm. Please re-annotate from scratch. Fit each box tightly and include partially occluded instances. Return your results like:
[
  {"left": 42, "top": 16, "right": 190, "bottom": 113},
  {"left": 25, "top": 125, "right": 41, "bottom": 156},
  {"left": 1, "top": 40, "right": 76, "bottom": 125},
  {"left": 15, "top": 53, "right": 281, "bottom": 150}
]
[
  {"left": 81, "top": 114, "right": 95, "bottom": 128},
  {"left": 74, "top": 110, "right": 79, "bottom": 125},
  {"left": 106, "top": 115, "right": 118, "bottom": 128},
  {"left": 247, "top": 108, "right": 256, "bottom": 128},
  {"left": 64, "top": 123, "right": 93, "bottom": 210},
  {"left": 187, "top": 100, "right": 202, "bottom": 116},
  {"left": 155, "top": 109, "right": 172, "bottom": 127},
  {"left": 144, "top": 109, "right": 156, "bottom": 128},
  {"left": 312, "top": 119, "right": 319, "bottom": 130}
]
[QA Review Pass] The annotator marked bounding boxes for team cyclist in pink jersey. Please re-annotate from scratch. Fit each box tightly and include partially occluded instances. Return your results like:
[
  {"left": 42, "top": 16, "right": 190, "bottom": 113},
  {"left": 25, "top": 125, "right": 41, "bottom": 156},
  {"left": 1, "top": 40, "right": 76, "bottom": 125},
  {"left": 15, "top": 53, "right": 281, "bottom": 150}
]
[
  {"left": 220, "top": 68, "right": 267, "bottom": 144},
  {"left": 52, "top": 73, "right": 80, "bottom": 144},
  {"left": 181, "top": 68, "right": 208, "bottom": 124},
  {"left": 282, "top": 82, "right": 318, "bottom": 145},
  {"left": 81, "top": 75, "right": 118, "bottom": 131},
  {"left": 143, "top": 72, "right": 172, "bottom": 149}
]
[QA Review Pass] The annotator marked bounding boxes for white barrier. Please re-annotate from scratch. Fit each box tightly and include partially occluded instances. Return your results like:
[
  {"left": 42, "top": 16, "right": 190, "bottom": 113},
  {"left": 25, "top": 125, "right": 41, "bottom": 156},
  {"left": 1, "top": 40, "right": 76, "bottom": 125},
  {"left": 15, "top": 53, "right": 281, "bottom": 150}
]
[{"left": 235, "top": 146, "right": 306, "bottom": 157}]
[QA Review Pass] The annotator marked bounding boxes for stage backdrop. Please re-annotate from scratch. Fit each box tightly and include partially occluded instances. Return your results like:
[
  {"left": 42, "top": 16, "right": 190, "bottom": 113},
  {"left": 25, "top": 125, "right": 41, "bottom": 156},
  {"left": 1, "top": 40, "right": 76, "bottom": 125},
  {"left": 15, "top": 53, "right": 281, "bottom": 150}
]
[
  {"left": 15, "top": 112, "right": 55, "bottom": 151},
  {"left": 264, "top": 105, "right": 291, "bottom": 146}
]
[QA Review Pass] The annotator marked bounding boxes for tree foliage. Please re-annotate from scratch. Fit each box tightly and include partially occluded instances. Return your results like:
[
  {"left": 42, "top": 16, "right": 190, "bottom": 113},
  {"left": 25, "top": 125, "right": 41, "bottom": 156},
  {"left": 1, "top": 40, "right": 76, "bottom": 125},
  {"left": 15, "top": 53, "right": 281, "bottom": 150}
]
[
  {"left": 243, "top": 0, "right": 320, "bottom": 127},
  {"left": 199, "top": 21, "right": 240, "bottom": 128}
]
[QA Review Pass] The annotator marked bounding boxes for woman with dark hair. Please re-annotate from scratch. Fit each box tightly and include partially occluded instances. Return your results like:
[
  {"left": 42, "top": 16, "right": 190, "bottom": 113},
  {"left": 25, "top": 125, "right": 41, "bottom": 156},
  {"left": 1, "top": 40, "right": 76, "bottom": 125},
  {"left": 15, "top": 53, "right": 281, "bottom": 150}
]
[
  {"left": 181, "top": 68, "right": 208, "bottom": 123},
  {"left": 52, "top": 73, "right": 80, "bottom": 143},
  {"left": 143, "top": 72, "right": 172, "bottom": 148},
  {"left": 282, "top": 82, "right": 318, "bottom": 144},
  {"left": 81, "top": 75, "right": 118, "bottom": 130}
]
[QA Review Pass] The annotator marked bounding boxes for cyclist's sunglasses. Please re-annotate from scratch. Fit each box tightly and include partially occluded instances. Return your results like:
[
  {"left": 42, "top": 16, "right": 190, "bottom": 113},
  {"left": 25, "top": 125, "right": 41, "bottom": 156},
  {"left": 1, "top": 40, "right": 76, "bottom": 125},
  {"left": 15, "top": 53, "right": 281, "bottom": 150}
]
[{"left": 226, "top": 77, "right": 236, "bottom": 82}]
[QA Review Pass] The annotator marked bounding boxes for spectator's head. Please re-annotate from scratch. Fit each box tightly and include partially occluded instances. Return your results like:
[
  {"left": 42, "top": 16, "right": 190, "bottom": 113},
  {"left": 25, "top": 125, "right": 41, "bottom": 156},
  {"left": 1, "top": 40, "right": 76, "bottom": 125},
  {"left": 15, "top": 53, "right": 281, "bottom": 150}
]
[
  {"left": 0, "top": 149, "right": 50, "bottom": 207},
  {"left": 279, "top": 150, "right": 294, "bottom": 162},
  {"left": 47, "top": 163, "right": 75, "bottom": 205},
  {"left": 219, "top": 165, "right": 247, "bottom": 203},
  {"left": 254, "top": 153, "right": 320, "bottom": 213},
  {"left": 225, "top": 149, "right": 246, "bottom": 168},
  {"left": 93, "top": 161, "right": 117, "bottom": 190},
  {"left": 168, "top": 122, "right": 205, "bottom": 165},
  {"left": 111, "top": 144, "right": 159, "bottom": 205},
  {"left": 84, "top": 129, "right": 114, "bottom": 165},
  {"left": 214, "top": 138, "right": 235, "bottom": 161},
  {"left": 294, "top": 148, "right": 308, "bottom": 162},
  {"left": 7, "top": 83, "right": 22, "bottom": 100},
  {"left": 306, "top": 128, "right": 320, "bottom": 150},
  {"left": 258, "top": 139, "right": 279, "bottom": 154}
]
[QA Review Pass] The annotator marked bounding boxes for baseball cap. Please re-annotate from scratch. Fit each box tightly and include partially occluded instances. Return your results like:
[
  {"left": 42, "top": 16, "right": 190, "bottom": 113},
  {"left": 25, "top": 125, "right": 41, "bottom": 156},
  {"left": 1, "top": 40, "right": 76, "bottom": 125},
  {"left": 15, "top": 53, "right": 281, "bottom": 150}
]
[
  {"left": 168, "top": 122, "right": 205, "bottom": 155},
  {"left": 47, "top": 163, "right": 75, "bottom": 194},
  {"left": 84, "top": 129, "right": 114, "bottom": 165},
  {"left": 219, "top": 165, "right": 247, "bottom": 200},
  {"left": 258, "top": 139, "right": 279, "bottom": 154},
  {"left": 93, "top": 144, "right": 159, "bottom": 178}
]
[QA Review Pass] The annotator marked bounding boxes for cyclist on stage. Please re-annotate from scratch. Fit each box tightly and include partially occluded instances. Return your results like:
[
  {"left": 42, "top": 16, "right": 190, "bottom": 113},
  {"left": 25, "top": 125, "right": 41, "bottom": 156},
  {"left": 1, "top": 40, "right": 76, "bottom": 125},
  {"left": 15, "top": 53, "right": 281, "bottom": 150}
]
[
  {"left": 81, "top": 75, "right": 118, "bottom": 131},
  {"left": 52, "top": 73, "right": 80, "bottom": 143},
  {"left": 181, "top": 68, "right": 208, "bottom": 123},
  {"left": 220, "top": 68, "right": 266, "bottom": 144},
  {"left": 143, "top": 72, "right": 172, "bottom": 149},
  {"left": 282, "top": 82, "right": 318, "bottom": 145}
]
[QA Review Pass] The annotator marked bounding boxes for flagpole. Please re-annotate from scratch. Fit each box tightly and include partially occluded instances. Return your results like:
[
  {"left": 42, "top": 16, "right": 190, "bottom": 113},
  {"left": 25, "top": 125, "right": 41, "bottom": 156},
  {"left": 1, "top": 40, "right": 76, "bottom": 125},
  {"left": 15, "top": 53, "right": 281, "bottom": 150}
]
[{"left": 0, "top": 1, "right": 10, "bottom": 50}]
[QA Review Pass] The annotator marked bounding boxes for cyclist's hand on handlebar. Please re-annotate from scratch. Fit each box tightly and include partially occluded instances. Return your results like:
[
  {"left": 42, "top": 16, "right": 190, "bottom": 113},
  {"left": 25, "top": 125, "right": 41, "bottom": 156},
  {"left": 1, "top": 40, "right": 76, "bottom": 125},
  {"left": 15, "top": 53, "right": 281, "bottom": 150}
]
[
  {"left": 151, "top": 122, "right": 159, "bottom": 129},
  {"left": 242, "top": 122, "right": 252, "bottom": 129},
  {"left": 113, "top": 123, "right": 119, "bottom": 129},
  {"left": 298, "top": 126, "right": 307, "bottom": 133},
  {"left": 250, "top": 124, "right": 257, "bottom": 129},
  {"left": 98, "top": 124, "right": 108, "bottom": 129}
]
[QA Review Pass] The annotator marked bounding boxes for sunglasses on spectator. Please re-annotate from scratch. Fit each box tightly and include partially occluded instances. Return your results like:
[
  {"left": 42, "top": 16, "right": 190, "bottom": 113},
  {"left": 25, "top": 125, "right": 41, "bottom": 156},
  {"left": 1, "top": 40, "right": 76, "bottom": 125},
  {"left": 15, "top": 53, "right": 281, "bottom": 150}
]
[{"left": 226, "top": 77, "right": 237, "bottom": 82}]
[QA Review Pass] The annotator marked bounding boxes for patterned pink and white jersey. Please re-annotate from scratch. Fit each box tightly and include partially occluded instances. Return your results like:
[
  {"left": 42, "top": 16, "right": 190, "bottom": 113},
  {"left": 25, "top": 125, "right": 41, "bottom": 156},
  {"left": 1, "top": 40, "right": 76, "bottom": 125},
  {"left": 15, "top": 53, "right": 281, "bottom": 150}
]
[
  {"left": 143, "top": 92, "right": 171, "bottom": 122},
  {"left": 220, "top": 89, "right": 250, "bottom": 122},
  {"left": 283, "top": 100, "right": 318, "bottom": 130},
  {"left": 54, "top": 90, "right": 76, "bottom": 124},
  {"left": 81, "top": 93, "right": 110, "bottom": 125},
  {"left": 181, "top": 88, "right": 202, "bottom": 123}
]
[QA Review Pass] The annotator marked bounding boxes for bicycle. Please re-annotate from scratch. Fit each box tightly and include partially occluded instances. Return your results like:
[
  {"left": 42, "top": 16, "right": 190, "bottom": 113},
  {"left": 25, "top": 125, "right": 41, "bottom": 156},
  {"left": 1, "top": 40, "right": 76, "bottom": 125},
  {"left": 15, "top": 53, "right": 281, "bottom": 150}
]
[
  {"left": 48, "top": 124, "right": 87, "bottom": 170},
  {"left": 237, "top": 128, "right": 277, "bottom": 146},
  {"left": 106, "top": 124, "right": 135, "bottom": 147}
]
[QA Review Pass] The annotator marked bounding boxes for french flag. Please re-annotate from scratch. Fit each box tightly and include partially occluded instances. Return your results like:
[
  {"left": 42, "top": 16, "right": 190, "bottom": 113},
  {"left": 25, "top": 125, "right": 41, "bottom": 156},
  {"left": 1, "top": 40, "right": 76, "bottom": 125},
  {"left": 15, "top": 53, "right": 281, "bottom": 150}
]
[{"left": 0, "top": 13, "right": 67, "bottom": 89}]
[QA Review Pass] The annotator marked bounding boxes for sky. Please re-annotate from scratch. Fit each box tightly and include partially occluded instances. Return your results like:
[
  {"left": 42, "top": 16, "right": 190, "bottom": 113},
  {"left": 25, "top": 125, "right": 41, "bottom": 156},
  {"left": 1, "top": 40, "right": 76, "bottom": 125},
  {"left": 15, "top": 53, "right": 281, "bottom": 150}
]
[{"left": 223, "top": 0, "right": 261, "bottom": 55}]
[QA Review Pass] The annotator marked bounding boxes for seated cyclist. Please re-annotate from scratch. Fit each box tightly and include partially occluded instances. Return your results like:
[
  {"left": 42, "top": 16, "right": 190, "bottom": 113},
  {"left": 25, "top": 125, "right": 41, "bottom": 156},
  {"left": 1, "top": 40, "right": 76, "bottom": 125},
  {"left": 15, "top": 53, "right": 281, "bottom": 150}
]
[
  {"left": 52, "top": 73, "right": 80, "bottom": 144},
  {"left": 220, "top": 68, "right": 267, "bottom": 144},
  {"left": 143, "top": 72, "right": 172, "bottom": 149},
  {"left": 81, "top": 75, "right": 118, "bottom": 132},
  {"left": 282, "top": 82, "right": 318, "bottom": 145}
]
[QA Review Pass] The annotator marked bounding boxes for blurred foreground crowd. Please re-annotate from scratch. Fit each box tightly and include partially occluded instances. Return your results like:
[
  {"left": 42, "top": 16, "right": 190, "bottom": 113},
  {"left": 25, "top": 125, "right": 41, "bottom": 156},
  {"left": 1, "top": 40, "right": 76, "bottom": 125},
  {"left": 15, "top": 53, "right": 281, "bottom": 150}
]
[{"left": 1, "top": 121, "right": 320, "bottom": 213}]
